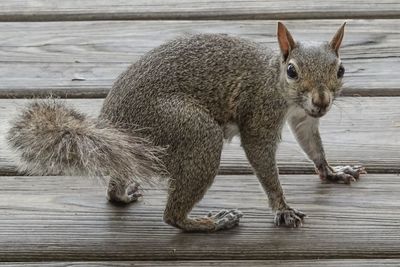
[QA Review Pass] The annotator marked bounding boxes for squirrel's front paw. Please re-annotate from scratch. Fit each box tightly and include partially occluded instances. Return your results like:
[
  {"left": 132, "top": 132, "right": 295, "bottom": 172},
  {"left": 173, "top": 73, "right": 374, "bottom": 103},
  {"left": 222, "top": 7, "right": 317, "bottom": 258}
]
[
  {"left": 320, "top": 165, "right": 366, "bottom": 184},
  {"left": 274, "top": 208, "right": 305, "bottom": 228}
]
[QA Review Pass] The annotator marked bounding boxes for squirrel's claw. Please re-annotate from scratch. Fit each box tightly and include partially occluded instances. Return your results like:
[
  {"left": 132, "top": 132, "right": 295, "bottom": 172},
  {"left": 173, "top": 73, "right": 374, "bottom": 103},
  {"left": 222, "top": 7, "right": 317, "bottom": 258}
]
[
  {"left": 274, "top": 208, "right": 306, "bottom": 228},
  {"left": 332, "top": 165, "right": 366, "bottom": 179},
  {"left": 107, "top": 182, "right": 142, "bottom": 204},
  {"left": 207, "top": 209, "right": 243, "bottom": 231},
  {"left": 320, "top": 165, "right": 366, "bottom": 184}
]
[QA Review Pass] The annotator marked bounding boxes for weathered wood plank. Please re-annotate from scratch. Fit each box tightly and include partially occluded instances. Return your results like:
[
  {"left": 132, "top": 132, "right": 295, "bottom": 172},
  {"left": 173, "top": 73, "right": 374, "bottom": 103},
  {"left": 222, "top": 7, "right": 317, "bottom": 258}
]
[
  {"left": 0, "top": 173, "right": 399, "bottom": 261},
  {"left": 0, "top": 20, "right": 399, "bottom": 97},
  {"left": 0, "top": 0, "right": 399, "bottom": 21},
  {"left": 1, "top": 259, "right": 399, "bottom": 267},
  {"left": 1, "top": 97, "right": 400, "bottom": 175}
]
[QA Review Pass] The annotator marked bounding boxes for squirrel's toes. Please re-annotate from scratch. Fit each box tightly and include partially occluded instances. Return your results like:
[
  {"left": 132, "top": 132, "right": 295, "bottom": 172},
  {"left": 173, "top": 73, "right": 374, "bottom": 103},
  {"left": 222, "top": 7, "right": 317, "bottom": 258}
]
[
  {"left": 107, "top": 182, "right": 143, "bottom": 204},
  {"left": 323, "top": 165, "right": 366, "bottom": 184},
  {"left": 274, "top": 208, "right": 306, "bottom": 228},
  {"left": 168, "top": 209, "right": 243, "bottom": 232},
  {"left": 207, "top": 209, "right": 243, "bottom": 231}
]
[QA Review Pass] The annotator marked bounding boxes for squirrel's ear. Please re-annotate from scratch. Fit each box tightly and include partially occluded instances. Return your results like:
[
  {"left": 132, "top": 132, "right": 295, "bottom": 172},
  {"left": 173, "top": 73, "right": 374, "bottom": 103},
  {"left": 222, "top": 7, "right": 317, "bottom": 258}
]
[
  {"left": 277, "top": 22, "right": 296, "bottom": 62},
  {"left": 330, "top": 22, "right": 346, "bottom": 56}
]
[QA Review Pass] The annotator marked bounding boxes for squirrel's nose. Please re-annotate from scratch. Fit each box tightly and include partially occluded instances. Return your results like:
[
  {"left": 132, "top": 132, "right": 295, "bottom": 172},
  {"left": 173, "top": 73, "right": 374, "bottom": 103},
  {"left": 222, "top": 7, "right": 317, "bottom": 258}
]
[{"left": 312, "top": 96, "right": 330, "bottom": 110}]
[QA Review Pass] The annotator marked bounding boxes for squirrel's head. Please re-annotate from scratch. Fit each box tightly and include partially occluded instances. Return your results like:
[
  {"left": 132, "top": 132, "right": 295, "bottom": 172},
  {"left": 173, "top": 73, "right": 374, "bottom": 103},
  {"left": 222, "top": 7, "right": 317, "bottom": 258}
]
[{"left": 277, "top": 22, "right": 346, "bottom": 118}]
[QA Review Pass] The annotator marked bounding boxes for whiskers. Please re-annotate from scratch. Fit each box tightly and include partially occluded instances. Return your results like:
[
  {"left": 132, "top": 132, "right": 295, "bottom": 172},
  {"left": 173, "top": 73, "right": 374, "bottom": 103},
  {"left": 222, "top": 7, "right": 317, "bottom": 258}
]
[
  {"left": 334, "top": 95, "right": 362, "bottom": 105},
  {"left": 332, "top": 96, "right": 360, "bottom": 122},
  {"left": 285, "top": 94, "right": 305, "bottom": 105}
]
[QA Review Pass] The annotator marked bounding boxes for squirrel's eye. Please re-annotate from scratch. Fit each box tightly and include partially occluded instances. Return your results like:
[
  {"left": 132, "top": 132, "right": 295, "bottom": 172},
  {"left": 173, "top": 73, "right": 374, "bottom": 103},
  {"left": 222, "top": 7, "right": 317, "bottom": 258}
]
[
  {"left": 287, "top": 63, "right": 297, "bottom": 79},
  {"left": 337, "top": 65, "right": 345, "bottom": 78},
  {"left": 287, "top": 63, "right": 298, "bottom": 79}
]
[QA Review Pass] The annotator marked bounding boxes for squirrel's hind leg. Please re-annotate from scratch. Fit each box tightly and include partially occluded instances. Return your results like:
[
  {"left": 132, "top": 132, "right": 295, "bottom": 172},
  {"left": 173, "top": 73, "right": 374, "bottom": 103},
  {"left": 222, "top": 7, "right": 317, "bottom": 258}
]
[
  {"left": 159, "top": 98, "right": 242, "bottom": 232},
  {"left": 107, "top": 179, "right": 142, "bottom": 204}
]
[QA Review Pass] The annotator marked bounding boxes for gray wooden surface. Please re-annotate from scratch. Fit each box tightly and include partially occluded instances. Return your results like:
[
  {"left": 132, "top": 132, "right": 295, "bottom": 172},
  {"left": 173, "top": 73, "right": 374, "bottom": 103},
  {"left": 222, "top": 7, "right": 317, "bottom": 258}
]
[
  {"left": 1, "top": 0, "right": 399, "bottom": 266},
  {"left": 1, "top": 97, "right": 399, "bottom": 175},
  {"left": 1, "top": 260, "right": 400, "bottom": 267},
  {"left": 0, "top": 19, "right": 399, "bottom": 97},
  {"left": 0, "top": 0, "right": 399, "bottom": 21},
  {"left": 1, "top": 174, "right": 400, "bottom": 262}
]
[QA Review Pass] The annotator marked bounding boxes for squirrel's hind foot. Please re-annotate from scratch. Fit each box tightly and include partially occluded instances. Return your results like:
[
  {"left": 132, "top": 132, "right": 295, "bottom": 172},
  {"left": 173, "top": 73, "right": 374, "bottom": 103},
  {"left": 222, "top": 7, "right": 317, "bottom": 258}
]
[
  {"left": 165, "top": 209, "right": 243, "bottom": 232},
  {"left": 274, "top": 208, "right": 305, "bottom": 228},
  {"left": 207, "top": 209, "right": 243, "bottom": 231},
  {"left": 107, "top": 182, "right": 142, "bottom": 204}
]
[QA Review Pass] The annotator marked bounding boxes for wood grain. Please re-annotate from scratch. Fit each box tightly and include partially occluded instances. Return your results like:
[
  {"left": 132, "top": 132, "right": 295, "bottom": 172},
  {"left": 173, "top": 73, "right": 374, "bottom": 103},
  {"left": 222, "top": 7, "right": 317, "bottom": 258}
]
[
  {"left": 0, "top": 20, "right": 399, "bottom": 97},
  {"left": 1, "top": 97, "right": 400, "bottom": 175},
  {"left": 1, "top": 260, "right": 399, "bottom": 267},
  {"left": 0, "top": 173, "right": 400, "bottom": 261},
  {"left": 0, "top": 0, "right": 398, "bottom": 264},
  {"left": 0, "top": 0, "right": 399, "bottom": 21}
]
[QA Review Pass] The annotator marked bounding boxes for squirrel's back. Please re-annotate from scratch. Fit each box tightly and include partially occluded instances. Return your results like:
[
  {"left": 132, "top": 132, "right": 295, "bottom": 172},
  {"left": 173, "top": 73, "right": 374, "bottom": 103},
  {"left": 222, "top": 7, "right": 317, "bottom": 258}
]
[{"left": 101, "top": 34, "right": 281, "bottom": 127}]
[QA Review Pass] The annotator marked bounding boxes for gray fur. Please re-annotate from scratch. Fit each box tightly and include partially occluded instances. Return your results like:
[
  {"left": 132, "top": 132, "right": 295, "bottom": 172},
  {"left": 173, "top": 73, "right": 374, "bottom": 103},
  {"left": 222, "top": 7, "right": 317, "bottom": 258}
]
[
  {"left": 7, "top": 100, "right": 165, "bottom": 187},
  {"left": 8, "top": 23, "right": 363, "bottom": 232}
]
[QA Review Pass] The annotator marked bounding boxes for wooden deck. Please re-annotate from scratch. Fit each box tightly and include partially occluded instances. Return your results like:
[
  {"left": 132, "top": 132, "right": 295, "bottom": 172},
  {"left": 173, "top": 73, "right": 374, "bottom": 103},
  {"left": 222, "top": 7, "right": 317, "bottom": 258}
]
[{"left": 0, "top": 1, "right": 400, "bottom": 266}]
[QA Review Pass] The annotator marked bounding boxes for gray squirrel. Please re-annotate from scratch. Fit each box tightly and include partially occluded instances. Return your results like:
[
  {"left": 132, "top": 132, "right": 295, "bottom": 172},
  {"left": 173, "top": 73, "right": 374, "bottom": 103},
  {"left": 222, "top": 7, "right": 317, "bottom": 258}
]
[{"left": 8, "top": 22, "right": 365, "bottom": 232}]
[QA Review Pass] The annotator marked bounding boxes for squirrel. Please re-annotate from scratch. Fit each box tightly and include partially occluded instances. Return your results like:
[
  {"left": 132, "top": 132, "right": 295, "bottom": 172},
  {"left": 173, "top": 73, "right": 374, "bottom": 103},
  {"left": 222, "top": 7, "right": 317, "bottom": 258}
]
[{"left": 8, "top": 22, "right": 366, "bottom": 232}]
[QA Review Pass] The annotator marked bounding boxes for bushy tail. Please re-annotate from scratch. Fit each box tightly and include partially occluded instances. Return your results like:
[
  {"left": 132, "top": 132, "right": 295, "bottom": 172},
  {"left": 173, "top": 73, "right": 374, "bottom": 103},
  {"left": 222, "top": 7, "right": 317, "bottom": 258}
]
[{"left": 7, "top": 100, "right": 165, "bottom": 186}]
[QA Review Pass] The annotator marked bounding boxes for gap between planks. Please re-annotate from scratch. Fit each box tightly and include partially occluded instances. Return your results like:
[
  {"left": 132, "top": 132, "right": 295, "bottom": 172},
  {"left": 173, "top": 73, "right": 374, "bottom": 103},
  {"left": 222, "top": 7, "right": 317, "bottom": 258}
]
[
  {"left": 0, "top": 259, "right": 399, "bottom": 266},
  {"left": 0, "top": 0, "right": 399, "bottom": 21}
]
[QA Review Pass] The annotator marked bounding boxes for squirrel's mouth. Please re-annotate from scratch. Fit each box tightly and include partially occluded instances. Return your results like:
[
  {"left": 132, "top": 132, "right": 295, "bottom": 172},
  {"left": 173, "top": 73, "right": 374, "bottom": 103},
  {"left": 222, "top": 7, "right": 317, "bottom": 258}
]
[
  {"left": 302, "top": 98, "right": 332, "bottom": 118},
  {"left": 305, "top": 109, "right": 327, "bottom": 118}
]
